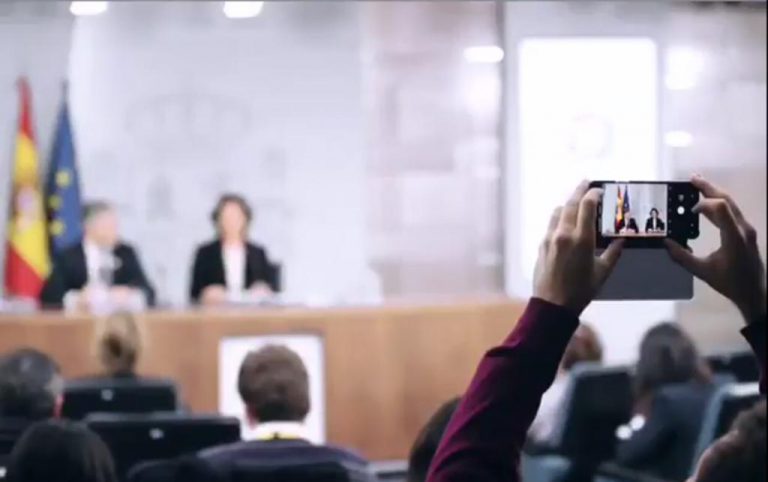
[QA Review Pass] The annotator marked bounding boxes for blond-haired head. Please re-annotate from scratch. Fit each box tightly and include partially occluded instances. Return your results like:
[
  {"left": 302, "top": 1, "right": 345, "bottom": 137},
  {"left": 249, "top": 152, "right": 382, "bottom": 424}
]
[{"left": 95, "top": 311, "right": 143, "bottom": 376}]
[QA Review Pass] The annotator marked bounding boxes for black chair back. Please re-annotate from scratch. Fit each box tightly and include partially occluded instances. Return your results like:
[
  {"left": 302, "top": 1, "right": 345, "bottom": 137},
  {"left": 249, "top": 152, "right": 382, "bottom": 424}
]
[
  {"left": 231, "top": 461, "right": 354, "bottom": 482},
  {"left": 552, "top": 364, "right": 633, "bottom": 461},
  {"left": 87, "top": 413, "right": 240, "bottom": 479},
  {"left": 63, "top": 378, "right": 178, "bottom": 420},
  {"left": 691, "top": 382, "right": 763, "bottom": 468},
  {"left": 707, "top": 351, "right": 761, "bottom": 383}
]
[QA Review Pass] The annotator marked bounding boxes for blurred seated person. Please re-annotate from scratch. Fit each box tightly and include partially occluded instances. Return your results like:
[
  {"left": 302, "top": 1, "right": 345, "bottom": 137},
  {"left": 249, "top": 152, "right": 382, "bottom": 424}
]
[
  {"left": 616, "top": 209, "right": 639, "bottom": 234},
  {"left": 7, "top": 419, "right": 117, "bottom": 482},
  {"left": 691, "top": 399, "right": 765, "bottom": 482},
  {"left": 197, "top": 345, "right": 374, "bottom": 480},
  {"left": 89, "top": 312, "right": 143, "bottom": 381},
  {"left": 0, "top": 349, "right": 63, "bottom": 456},
  {"left": 645, "top": 208, "right": 666, "bottom": 234},
  {"left": 614, "top": 322, "right": 714, "bottom": 481},
  {"left": 190, "top": 194, "right": 277, "bottom": 305},
  {"left": 40, "top": 201, "right": 156, "bottom": 311},
  {"left": 408, "top": 398, "right": 460, "bottom": 482},
  {"left": 528, "top": 323, "right": 603, "bottom": 445}
]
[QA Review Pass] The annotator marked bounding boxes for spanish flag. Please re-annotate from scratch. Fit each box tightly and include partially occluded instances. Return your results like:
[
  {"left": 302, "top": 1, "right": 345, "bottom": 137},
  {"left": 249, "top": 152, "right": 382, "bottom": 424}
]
[
  {"left": 3, "top": 79, "right": 51, "bottom": 300},
  {"left": 614, "top": 184, "right": 624, "bottom": 233}
]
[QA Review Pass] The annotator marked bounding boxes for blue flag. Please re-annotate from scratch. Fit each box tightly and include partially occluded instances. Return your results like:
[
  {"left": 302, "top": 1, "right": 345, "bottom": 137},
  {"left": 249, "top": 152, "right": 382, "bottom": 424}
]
[{"left": 46, "top": 95, "right": 83, "bottom": 254}]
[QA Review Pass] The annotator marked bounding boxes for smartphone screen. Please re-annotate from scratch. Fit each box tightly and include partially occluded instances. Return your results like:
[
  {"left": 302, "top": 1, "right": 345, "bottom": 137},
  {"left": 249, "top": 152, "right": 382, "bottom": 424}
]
[{"left": 600, "top": 182, "right": 668, "bottom": 238}]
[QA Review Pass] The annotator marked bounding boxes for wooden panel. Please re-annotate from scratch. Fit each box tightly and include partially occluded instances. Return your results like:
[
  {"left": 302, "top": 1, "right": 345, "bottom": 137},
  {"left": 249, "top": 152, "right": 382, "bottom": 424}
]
[{"left": 0, "top": 299, "right": 524, "bottom": 460}]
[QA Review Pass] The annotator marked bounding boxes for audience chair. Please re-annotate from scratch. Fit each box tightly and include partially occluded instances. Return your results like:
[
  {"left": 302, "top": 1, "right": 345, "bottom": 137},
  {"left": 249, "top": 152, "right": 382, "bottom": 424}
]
[
  {"left": 370, "top": 460, "right": 407, "bottom": 482},
  {"left": 87, "top": 413, "right": 240, "bottom": 479},
  {"left": 62, "top": 378, "right": 178, "bottom": 420},
  {"left": 229, "top": 460, "right": 364, "bottom": 482},
  {"left": 706, "top": 351, "right": 761, "bottom": 384},
  {"left": 523, "top": 363, "right": 633, "bottom": 482},
  {"left": 690, "top": 381, "right": 763, "bottom": 468}
]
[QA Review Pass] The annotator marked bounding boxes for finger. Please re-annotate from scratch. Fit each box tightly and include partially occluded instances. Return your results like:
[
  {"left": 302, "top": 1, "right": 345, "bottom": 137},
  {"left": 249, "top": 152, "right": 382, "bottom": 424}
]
[
  {"left": 547, "top": 206, "right": 563, "bottom": 238},
  {"left": 693, "top": 198, "right": 740, "bottom": 239},
  {"left": 691, "top": 174, "right": 746, "bottom": 224},
  {"left": 598, "top": 239, "right": 624, "bottom": 277},
  {"left": 577, "top": 188, "right": 602, "bottom": 237},
  {"left": 559, "top": 180, "right": 590, "bottom": 229},
  {"left": 664, "top": 238, "right": 708, "bottom": 279}
]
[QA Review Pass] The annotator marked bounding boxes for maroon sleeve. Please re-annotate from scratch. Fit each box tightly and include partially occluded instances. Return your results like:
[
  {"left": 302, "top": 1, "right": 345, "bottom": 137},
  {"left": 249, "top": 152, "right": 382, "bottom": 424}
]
[
  {"left": 426, "top": 298, "right": 580, "bottom": 482},
  {"left": 741, "top": 321, "right": 766, "bottom": 394}
]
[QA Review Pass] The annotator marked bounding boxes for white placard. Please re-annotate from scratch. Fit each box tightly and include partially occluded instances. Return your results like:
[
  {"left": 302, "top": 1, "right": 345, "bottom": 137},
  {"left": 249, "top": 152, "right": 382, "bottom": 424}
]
[{"left": 218, "top": 334, "right": 326, "bottom": 443}]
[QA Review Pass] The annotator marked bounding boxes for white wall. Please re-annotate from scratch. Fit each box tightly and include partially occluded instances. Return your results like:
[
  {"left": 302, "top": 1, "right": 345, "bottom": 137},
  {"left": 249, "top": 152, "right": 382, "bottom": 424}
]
[{"left": 67, "top": 2, "right": 368, "bottom": 306}]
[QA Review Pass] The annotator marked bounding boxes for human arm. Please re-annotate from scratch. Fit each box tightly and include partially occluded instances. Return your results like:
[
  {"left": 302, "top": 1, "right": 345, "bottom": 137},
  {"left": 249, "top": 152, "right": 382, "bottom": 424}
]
[
  {"left": 666, "top": 175, "right": 766, "bottom": 392},
  {"left": 427, "top": 183, "right": 624, "bottom": 482}
]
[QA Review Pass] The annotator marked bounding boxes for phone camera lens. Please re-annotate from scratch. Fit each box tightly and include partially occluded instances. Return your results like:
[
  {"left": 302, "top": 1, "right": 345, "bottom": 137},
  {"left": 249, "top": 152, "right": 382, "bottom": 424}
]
[{"left": 677, "top": 206, "right": 685, "bottom": 215}]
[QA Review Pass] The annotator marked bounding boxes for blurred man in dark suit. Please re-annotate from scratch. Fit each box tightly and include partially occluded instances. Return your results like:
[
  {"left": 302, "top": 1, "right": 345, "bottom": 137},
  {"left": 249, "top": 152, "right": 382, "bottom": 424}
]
[
  {"left": 0, "top": 349, "right": 63, "bottom": 457},
  {"left": 197, "top": 345, "right": 374, "bottom": 481},
  {"left": 40, "top": 201, "right": 155, "bottom": 310}
]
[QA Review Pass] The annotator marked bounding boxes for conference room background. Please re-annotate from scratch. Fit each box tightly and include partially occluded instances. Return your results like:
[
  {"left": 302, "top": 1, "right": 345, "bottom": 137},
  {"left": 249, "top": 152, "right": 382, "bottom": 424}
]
[{"left": 1, "top": 1, "right": 766, "bottom": 363}]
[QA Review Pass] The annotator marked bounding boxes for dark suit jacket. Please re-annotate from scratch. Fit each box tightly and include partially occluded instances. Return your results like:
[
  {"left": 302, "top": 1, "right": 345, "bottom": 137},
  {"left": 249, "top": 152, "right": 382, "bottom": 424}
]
[
  {"left": 645, "top": 217, "right": 666, "bottom": 233},
  {"left": 189, "top": 240, "right": 276, "bottom": 303},
  {"left": 0, "top": 418, "right": 32, "bottom": 457},
  {"left": 128, "top": 439, "right": 373, "bottom": 482},
  {"left": 615, "top": 382, "right": 715, "bottom": 481},
  {"left": 199, "top": 438, "right": 373, "bottom": 481},
  {"left": 40, "top": 243, "right": 156, "bottom": 308}
]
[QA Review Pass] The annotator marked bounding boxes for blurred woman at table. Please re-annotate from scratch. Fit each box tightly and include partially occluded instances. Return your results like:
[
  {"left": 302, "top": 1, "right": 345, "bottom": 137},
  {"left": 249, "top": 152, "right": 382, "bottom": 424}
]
[{"left": 189, "top": 194, "right": 277, "bottom": 305}]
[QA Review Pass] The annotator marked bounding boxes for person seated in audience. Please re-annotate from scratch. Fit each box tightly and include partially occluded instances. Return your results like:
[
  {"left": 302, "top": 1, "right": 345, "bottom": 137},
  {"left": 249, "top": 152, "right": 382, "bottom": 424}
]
[
  {"left": 189, "top": 194, "right": 277, "bottom": 305},
  {"left": 92, "top": 311, "right": 144, "bottom": 380},
  {"left": 6, "top": 419, "right": 117, "bottom": 482},
  {"left": 691, "top": 399, "right": 765, "bottom": 482},
  {"left": 40, "top": 201, "right": 156, "bottom": 310},
  {"left": 613, "top": 322, "right": 714, "bottom": 480},
  {"left": 197, "top": 344, "right": 374, "bottom": 480},
  {"left": 425, "top": 176, "right": 766, "bottom": 482},
  {"left": 528, "top": 323, "right": 603, "bottom": 445},
  {"left": 407, "top": 398, "right": 461, "bottom": 482},
  {"left": 0, "top": 349, "right": 63, "bottom": 456}
]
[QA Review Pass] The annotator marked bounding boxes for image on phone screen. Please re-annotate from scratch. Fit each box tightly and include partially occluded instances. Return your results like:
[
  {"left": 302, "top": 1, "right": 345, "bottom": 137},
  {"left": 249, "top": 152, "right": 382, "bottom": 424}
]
[{"left": 600, "top": 183, "right": 667, "bottom": 238}]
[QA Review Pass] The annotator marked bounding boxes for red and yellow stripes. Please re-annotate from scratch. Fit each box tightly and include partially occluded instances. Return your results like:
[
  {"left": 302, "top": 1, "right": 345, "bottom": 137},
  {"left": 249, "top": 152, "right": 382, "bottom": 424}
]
[{"left": 4, "top": 79, "right": 51, "bottom": 300}]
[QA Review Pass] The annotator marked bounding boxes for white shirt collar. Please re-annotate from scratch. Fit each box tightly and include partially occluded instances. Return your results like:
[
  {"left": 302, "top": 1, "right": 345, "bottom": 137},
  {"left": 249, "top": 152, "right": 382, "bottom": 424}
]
[{"left": 248, "top": 421, "right": 309, "bottom": 442}]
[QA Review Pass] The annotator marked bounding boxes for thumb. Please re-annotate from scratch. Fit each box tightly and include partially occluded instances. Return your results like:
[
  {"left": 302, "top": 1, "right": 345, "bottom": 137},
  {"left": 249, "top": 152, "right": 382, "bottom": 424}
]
[
  {"left": 664, "top": 239, "right": 708, "bottom": 279},
  {"left": 596, "top": 239, "right": 624, "bottom": 283}
]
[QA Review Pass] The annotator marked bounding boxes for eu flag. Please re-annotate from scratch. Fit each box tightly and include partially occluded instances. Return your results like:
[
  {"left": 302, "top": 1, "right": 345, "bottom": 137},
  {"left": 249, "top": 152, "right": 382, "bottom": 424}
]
[{"left": 46, "top": 94, "right": 83, "bottom": 254}]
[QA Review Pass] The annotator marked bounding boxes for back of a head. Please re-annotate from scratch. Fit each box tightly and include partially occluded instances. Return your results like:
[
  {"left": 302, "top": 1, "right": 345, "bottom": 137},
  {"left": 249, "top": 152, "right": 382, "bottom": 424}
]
[
  {"left": 634, "top": 322, "right": 711, "bottom": 400},
  {"left": 96, "top": 312, "right": 142, "bottom": 377},
  {"left": 407, "top": 398, "right": 461, "bottom": 482},
  {"left": 237, "top": 345, "right": 310, "bottom": 423},
  {"left": 7, "top": 419, "right": 117, "bottom": 482},
  {"left": 695, "top": 400, "right": 766, "bottom": 482},
  {"left": 561, "top": 323, "right": 604, "bottom": 371},
  {"left": 0, "top": 349, "right": 62, "bottom": 421}
]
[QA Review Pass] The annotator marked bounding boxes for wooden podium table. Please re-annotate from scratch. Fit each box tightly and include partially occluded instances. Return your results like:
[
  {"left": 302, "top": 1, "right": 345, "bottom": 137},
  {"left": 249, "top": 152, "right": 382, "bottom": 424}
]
[{"left": 0, "top": 298, "right": 524, "bottom": 460}]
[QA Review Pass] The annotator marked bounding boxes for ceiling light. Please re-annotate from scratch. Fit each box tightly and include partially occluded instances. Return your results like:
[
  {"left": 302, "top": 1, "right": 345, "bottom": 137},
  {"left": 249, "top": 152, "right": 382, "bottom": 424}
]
[
  {"left": 664, "top": 130, "right": 693, "bottom": 148},
  {"left": 463, "top": 46, "right": 505, "bottom": 64},
  {"left": 223, "top": 1, "right": 264, "bottom": 19},
  {"left": 70, "top": 1, "right": 108, "bottom": 16}
]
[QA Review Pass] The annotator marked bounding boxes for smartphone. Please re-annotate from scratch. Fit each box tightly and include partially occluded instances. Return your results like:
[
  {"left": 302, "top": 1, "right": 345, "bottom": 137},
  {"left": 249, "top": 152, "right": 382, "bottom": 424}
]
[
  {"left": 590, "top": 181, "right": 700, "bottom": 300},
  {"left": 590, "top": 181, "right": 700, "bottom": 248}
]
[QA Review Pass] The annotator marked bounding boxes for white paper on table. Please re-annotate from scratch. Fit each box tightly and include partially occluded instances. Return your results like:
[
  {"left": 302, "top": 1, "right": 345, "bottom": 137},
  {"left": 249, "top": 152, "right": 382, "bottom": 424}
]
[{"left": 218, "top": 334, "right": 326, "bottom": 444}]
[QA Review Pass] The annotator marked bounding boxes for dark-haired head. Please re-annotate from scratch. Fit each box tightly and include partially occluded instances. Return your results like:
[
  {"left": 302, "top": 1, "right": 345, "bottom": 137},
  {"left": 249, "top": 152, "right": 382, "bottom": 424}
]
[
  {"left": 650, "top": 208, "right": 659, "bottom": 218},
  {"left": 407, "top": 397, "right": 461, "bottom": 482},
  {"left": 238, "top": 345, "right": 310, "bottom": 425},
  {"left": 690, "top": 400, "right": 766, "bottom": 482},
  {"left": 634, "top": 323, "right": 711, "bottom": 403},
  {"left": 211, "top": 193, "right": 252, "bottom": 242},
  {"left": 0, "top": 348, "right": 63, "bottom": 420},
  {"left": 7, "top": 419, "right": 117, "bottom": 482}
]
